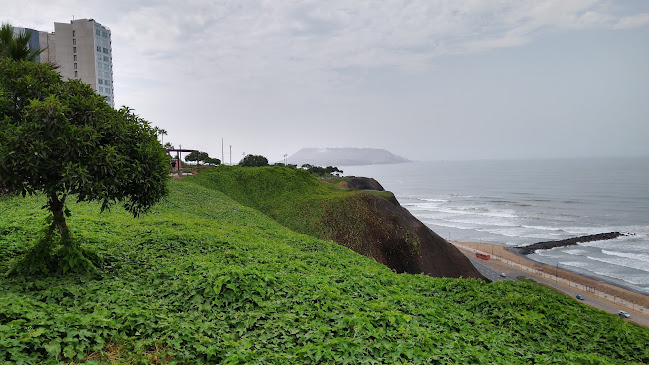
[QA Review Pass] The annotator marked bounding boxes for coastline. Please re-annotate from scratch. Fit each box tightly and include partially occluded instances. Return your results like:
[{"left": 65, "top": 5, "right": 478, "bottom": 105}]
[
  {"left": 341, "top": 158, "right": 649, "bottom": 299},
  {"left": 452, "top": 240, "right": 649, "bottom": 321}
]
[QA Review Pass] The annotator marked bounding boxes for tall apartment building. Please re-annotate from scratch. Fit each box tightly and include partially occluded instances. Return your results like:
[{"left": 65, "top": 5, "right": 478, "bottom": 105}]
[
  {"left": 10, "top": 27, "right": 54, "bottom": 63},
  {"left": 14, "top": 19, "right": 115, "bottom": 108}
]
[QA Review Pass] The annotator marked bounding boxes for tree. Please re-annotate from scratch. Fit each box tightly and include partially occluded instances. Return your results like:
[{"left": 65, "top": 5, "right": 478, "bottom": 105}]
[
  {"left": 0, "top": 23, "right": 45, "bottom": 62},
  {"left": 0, "top": 59, "right": 169, "bottom": 274},
  {"left": 184, "top": 151, "right": 220, "bottom": 166},
  {"left": 325, "top": 166, "right": 343, "bottom": 176},
  {"left": 239, "top": 154, "right": 269, "bottom": 167},
  {"left": 203, "top": 156, "right": 221, "bottom": 166},
  {"left": 301, "top": 164, "right": 343, "bottom": 177},
  {"left": 273, "top": 163, "right": 297, "bottom": 168},
  {"left": 198, "top": 151, "right": 209, "bottom": 162},
  {"left": 155, "top": 127, "right": 168, "bottom": 145},
  {"left": 185, "top": 150, "right": 200, "bottom": 162}
]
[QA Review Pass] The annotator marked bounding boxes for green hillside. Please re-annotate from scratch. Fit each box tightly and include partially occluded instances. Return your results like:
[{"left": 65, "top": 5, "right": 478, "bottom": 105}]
[
  {"left": 1, "top": 179, "right": 648, "bottom": 363},
  {"left": 186, "top": 167, "right": 416, "bottom": 263},
  {"left": 185, "top": 166, "right": 334, "bottom": 240}
]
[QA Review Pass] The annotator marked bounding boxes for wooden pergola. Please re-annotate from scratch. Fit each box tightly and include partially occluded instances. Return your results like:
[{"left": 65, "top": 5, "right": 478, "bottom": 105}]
[{"left": 166, "top": 148, "right": 200, "bottom": 176}]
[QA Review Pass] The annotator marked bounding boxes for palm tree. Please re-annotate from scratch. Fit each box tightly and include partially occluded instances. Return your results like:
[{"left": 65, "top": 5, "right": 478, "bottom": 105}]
[
  {"left": 160, "top": 129, "right": 168, "bottom": 145},
  {"left": 0, "top": 23, "right": 45, "bottom": 61},
  {"left": 153, "top": 127, "right": 168, "bottom": 145}
]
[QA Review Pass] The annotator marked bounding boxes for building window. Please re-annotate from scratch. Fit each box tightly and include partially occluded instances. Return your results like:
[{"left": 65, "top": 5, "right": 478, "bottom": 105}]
[
  {"left": 96, "top": 29, "right": 100, "bottom": 36},
  {"left": 73, "top": 46, "right": 76, "bottom": 53},
  {"left": 74, "top": 55, "right": 77, "bottom": 61},
  {"left": 74, "top": 71, "right": 78, "bottom": 77},
  {"left": 99, "top": 87, "right": 104, "bottom": 93},
  {"left": 103, "top": 56, "right": 109, "bottom": 62},
  {"left": 72, "top": 38, "right": 76, "bottom": 45},
  {"left": 106, "top": 96, "right": 111, "bottom": 101},
  {"left": 105, "top": 80, "right": 110, "bottom": 86},
  {"left": 103, "top": 47, "right": 109, "bottom": 54},
  {"left": 74, "top": 63, "right": 77, "bottom": 69},
  {"left": 102, "top": 31, "right": 108, "bottom": 38},
  {"left": 98, "top": 79, "right": 103, "bottom": 85},
  {"left": 72, "top": 30, "right": 75, "bottom": 37},
  {"left": 97, "top": 46, "right": 101, "bottom": 52}
]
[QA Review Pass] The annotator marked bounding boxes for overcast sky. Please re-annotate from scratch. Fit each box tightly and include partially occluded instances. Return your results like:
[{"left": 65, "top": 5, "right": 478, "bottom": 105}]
[{"left": 5, "top": 1, "right": 649, "bottom": 162}]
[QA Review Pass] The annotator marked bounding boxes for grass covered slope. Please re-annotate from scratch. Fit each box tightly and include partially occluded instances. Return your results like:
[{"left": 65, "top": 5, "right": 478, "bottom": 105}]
[
  {"left": 1, "top": 181, "right": 648, "bottom": 363},
  {"left": 187, "top": 166, "right": 482, "bottom": 279}
]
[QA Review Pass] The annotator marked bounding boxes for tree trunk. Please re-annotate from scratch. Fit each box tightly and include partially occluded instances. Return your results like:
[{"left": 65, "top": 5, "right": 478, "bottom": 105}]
[
  {"left": 47, "top": 194, "right": 96, "bottom": 273},
  {"left": 48, "top": 193, "right": 72, "bottom": 246}
]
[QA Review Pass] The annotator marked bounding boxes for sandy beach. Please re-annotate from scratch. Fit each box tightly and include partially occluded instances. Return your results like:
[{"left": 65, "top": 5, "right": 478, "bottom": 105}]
[{"left": 452, "top": 240, "right": 649, "bottom": 327}]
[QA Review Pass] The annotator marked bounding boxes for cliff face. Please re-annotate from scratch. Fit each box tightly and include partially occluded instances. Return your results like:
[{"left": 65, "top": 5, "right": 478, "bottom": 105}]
[
  {"left": 187, "top": 167, "right": 484, "bottom": 280},
  {"left": 320, "top": 178, "right": 483, "bottom": 279},
  {"left": 340, "top": 176, "right": 386, "bottom": 191}
]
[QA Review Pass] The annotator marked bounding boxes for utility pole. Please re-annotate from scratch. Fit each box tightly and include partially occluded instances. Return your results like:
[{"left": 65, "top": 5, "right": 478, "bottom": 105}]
[
  {"left": 229, "top": 145, "right": 232, "bottom": 166},
  {"left": 221, "top": 138, "right": 224, "bottom": 166},
  {"left": 178, "top": 144, "right": 182, "bottom": 177}
]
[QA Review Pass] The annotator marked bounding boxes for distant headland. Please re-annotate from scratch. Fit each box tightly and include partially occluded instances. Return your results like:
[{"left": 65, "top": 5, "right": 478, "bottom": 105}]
[{"left": 288, "top": 148, "right": 410, "bottom": 166}]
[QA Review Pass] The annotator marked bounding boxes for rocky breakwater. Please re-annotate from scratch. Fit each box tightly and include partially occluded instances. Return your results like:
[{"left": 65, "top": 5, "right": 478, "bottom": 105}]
[{"left": 513, "top": 232, "right": 626, "bottom": 255}]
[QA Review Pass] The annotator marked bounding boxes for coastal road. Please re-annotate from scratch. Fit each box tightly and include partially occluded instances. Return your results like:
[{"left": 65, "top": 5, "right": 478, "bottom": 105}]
[
  {"left": 461, "top": 249, "right": 649, "bottom": 329},
  {"left": 467, "top": 257, "right": 516, "bottom": 282}
]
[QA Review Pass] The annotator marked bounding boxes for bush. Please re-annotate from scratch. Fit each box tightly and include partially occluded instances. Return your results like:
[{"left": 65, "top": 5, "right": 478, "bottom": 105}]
[{"left": 239, "top": 154, "right": 268, "bottom": 167}]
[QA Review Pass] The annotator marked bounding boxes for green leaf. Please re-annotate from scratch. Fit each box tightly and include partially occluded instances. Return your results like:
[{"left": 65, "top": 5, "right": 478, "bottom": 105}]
[
  {"left": 62, "top": 344, "right": 76, "bottom": 359},
  {"left": 44, "top": 341, "right": 61, "bottom": 357},
  {"left": 21, "top": 327, "right": 45, "bottom": 342}
]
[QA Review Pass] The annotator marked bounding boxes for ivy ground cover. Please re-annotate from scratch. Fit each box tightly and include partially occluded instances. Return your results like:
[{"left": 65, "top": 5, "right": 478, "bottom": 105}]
[{"left": 1, "top": 179, "right": 649, "bottom": 363}]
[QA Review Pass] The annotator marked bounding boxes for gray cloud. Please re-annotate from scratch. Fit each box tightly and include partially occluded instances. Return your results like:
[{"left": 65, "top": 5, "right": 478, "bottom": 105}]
[
  {"left": 614, "top": 13, "right": 649, "bottom": 29},
  {"left": 3, "top": 1, "right": 649, "bottom": 161}
]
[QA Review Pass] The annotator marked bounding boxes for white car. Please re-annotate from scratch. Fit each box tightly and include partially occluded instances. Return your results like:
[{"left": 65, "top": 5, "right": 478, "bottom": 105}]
[{"left": 618, "top": 310, "right": 631, "bottom": 318}]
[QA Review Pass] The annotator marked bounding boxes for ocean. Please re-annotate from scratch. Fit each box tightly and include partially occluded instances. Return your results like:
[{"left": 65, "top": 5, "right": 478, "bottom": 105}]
[{"left": 341, "top": 157, "right": 649, "bottom": 294}]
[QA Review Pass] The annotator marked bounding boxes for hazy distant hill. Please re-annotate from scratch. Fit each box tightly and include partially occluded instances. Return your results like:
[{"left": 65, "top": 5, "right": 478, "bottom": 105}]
[{"left": 288, "top": 148, "right": 410, "bottom": 166}]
